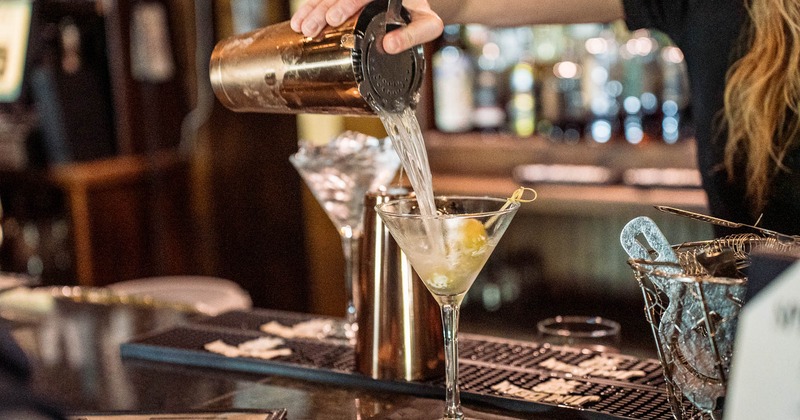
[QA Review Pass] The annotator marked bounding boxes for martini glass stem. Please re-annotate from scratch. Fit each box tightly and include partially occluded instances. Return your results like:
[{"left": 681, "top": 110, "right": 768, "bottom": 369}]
[
  {"left": 340, "top": 232, "right": 360, "bottom": 327},
  {"left": 441, "top": 302, "right": 464, "bottom": 420}
]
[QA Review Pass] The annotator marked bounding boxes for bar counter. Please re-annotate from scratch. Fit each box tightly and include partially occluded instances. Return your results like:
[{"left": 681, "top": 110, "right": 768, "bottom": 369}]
[
  {"left": 1, "top": 294, "right": 536, "bottom": 419},
  {"left": 2, "top": 291, "right": 671, "bottom": 419}
]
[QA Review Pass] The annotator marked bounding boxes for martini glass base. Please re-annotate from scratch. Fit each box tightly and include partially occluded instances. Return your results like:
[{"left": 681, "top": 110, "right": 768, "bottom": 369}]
[
  {"left": 441, "top": 302, "right": 464, "bottom": 420},
  {"left": 340, "top": 233, "right": 359, "bottom": 343},
  {"left": 376, "top": 196, "right": 520, "bottom": 420}
]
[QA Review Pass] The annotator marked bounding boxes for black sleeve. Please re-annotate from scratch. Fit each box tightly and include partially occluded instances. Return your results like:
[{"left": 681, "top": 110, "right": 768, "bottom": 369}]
[
  {"left": 0, "top": 329, "right": 66, "bottom": 420},
  {"left": 621, "top": 0, "right": 691, "bottom": 44}
]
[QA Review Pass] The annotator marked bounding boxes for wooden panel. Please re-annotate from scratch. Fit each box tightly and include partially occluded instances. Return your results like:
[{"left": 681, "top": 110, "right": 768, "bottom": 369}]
[
  {"left": 301, "top": 186, "right": 345, "bottom": 317},
  {"left": 201, "top": 104, "right": 310, "bottom": 312},
  {"left": 50, "top": 152, "right": 195, "bottom": 286},
  {"left": 103, "top": 0, "right": 189, "bottom": 155},
  {"left": 185, "top": 0, "right": 311, "bottom": 311}
]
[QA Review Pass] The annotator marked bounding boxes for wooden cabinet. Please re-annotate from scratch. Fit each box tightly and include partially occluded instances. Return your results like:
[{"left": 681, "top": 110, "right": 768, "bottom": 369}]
[
  {"left": 48, "top": 151, "right": 194, "bottom": 287},
  {"left": 0, "top": 1, "right": 311, "bottom": 312}
]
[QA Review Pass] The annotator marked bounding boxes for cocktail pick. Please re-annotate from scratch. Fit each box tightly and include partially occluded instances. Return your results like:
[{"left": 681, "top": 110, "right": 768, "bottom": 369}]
[{"left": 485, "top": 187, "right": 536, "bottom": 230}]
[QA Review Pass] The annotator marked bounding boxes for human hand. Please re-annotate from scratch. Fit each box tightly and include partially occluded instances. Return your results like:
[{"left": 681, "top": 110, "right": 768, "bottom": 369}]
[{"left": 290, "top": 0, "right": 444, "bottom": 54}]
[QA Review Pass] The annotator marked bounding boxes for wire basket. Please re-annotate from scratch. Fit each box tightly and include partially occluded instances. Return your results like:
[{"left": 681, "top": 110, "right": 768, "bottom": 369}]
[{"left": 623, "top": 217, "right": 800, "bottom": 420}]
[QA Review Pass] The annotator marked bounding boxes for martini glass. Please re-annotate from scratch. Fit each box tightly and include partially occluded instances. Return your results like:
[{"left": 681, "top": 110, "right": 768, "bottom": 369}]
[
  {"left": 376, "top": 196, "right": 520, "bottom": 419},
  {"left": 290, "top": 131, "right": 401, "bottom": 338}
]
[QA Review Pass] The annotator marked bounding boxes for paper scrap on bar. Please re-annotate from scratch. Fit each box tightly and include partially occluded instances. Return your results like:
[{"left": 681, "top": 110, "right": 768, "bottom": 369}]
[
  {"left": 204, "top": 337, "right": 292, "bottom": 359},
  {"left": 260, "top": 318, "right": 334, "bottom": 339}
]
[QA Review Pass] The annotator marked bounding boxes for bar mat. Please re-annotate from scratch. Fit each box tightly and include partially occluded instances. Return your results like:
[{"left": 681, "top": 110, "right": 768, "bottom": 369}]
[
  {"left": 67, "top": 409, "right": 287, "bottom": 420},
  {"left": 121, "top": 309, "right": 684, "bottom": 419}
]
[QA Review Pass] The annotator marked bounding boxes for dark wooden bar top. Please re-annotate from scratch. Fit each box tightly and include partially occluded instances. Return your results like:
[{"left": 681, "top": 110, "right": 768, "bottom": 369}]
[{"left": 3, "top": 296, "right": 550, "bottom": 419}]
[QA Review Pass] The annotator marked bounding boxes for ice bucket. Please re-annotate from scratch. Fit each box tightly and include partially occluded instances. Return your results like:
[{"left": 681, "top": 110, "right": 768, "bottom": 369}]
[{"left": 621, "top": 216, "right": 800, "bottom": 419}]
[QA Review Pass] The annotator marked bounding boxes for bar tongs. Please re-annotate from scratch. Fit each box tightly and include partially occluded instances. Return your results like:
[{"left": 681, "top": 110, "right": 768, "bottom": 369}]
[{"left": 655, "top": 205, "right": 800, "bottom": 243}]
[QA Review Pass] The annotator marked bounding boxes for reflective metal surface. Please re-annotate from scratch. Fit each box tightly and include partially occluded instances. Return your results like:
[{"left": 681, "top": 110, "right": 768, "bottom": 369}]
[
  {"left": 209, "top": 0, "right": 424, "bottom": 115},
  {"left": 356, "top": 188, "right": 444, "bottom": 381},
  {"left": 2, "top": 295, "right": 530, "bottom": 419}
]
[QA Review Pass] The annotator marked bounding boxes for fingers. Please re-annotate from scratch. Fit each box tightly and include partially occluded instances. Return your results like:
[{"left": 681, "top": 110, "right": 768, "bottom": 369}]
[
  {"left": 291, "top": 0, "right": 338, "bottom": 37},
  {"left": 290, "top": 0, "right": 320, "bottom": 33},
  {"left": 291, "top": 0, "right": 372, "bottom": 37},
  {"left": 326, "top": 0, "right": 372, "bottom": 27},
  {"left": 291, "top": 0, "right": 445, "bottom": 54},
  {"left": 383, "top": 7, "right": 444, "bottom": 54}
]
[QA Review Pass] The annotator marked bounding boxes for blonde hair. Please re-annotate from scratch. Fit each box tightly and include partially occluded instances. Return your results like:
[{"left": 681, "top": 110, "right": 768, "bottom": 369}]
[{"left": 723, "top": 0, "right": 800, "bottom": 215}]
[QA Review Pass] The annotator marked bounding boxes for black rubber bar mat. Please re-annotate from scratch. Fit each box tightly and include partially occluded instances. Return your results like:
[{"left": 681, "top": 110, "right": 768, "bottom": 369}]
[{"left": 121, "top": 308, "right": 687, "bottom": 419}]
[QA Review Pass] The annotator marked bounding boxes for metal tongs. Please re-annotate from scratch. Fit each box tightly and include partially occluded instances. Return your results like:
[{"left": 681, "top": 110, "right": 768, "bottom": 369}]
[
  {"left": 655, "top": 205, "right": 800, "bottom": 243},
  {"left": 385, "top": 0, "right": 405, "bottom": 31}
]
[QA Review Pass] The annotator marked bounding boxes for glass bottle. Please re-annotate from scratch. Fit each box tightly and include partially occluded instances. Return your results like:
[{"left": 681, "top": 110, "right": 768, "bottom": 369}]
[
  {"left": 432, "top": 25, "right": 475, "bottom": 133},
  {"left": 658, "top": 39, "right": 691, "bottom": 144},
  {"left": 506, "top": 27, "right": 536, "bottom": 138},
  {"left": 468, "top": 25, "right": 507, "bottom": 133}
]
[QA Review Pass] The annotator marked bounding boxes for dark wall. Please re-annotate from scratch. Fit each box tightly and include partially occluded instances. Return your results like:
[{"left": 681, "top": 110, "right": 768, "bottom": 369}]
[{"left": 203, "top": 105, "right": 310, "bottom": 311}]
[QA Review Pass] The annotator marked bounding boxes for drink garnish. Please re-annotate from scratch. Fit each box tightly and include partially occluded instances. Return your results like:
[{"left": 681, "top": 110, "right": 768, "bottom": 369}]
[
  {"left": 457, "top": 219, "right": 488, "bottom": 252},
  {"left": 486, "top": 187, "right": 537, "bottom": 229},
  {"left": 505, "top": 186, "right": 538, "bottom": 208}
]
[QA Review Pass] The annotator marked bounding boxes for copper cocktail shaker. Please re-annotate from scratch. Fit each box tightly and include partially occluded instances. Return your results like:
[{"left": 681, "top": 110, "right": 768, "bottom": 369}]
[
  {"left": 356, "top": 188, "right": 444, "bottom": 381},
  {"left": 209, "top": 0, "right": 425, "bottom": 115}
]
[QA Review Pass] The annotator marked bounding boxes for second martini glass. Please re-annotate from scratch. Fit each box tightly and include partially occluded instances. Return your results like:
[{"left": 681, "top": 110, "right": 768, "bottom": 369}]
[
  {"left": 376, "top": 196, "right": 520, "bottom": 419},
  {"left": 290, "top": 132, "right": 401, "bottom": 338}
]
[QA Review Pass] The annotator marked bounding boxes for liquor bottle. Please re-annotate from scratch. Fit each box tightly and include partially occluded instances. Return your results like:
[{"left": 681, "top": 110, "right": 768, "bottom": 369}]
[
  {"left": 658, "top": 43, "right": 691, "bottom": 144},
  {"left": 469, "top": 26, "right": 507, "bottom": 132},
  {"left": 619, "top": 28, "right": 661, "bottom": 145},
  {"left": 635, "top": 30, "right": 664, "bottom": 144},
  {"left": 530, "top": 25, "right": 561, "bottom": 141},
  {"left": 582, "top": 24, "right": 622, "bottom": 144},
  {"left": 506, "top": 27, "right": 536, "bottom": 137},
  {"left": 432, "top": 25, "right": 474, "bottom": 133},
  {"left": 543, "top": 25, "right": 592, "bottom": 144},
  {"left": 28, "top": 1, "right": 117, "bottom": 163}
]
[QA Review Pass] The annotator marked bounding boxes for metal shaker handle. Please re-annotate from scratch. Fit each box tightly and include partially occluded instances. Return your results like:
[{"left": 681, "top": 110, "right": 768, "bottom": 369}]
[{"left": 385, "top": 0, "right": 405, "bottom": 31}]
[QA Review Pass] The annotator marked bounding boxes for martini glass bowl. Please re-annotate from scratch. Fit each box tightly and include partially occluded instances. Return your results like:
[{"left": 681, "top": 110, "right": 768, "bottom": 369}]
[
  {"left": 290, "top": 132, "right": 401, "bottom": 338},
  {"left": 376, "top": 196, "right": 520, "bottom": 419}
]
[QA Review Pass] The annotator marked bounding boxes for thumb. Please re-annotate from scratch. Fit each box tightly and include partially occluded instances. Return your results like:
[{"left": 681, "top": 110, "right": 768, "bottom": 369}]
[{"left": 382, "top": 10, "right": 443, "bottom": 54}]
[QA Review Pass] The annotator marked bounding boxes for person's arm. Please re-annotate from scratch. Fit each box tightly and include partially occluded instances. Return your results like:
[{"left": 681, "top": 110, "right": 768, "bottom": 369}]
[
  {"left": 291, "top": 0, "right": 444, "bottom": 54},
  {"left": 433, "top": 0, "right": 624, "bottom": 27},
  {"left": 291, "top": 0, "right": 625, "bottom": 54}
]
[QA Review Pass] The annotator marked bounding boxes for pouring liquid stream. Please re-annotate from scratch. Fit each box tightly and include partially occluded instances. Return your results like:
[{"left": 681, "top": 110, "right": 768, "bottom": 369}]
[
  {"left": 376, "top": 108, "right": 450, "bottom": 263},
  {"left": 378, "top": 108, "right": 436, "bottom": 217}
]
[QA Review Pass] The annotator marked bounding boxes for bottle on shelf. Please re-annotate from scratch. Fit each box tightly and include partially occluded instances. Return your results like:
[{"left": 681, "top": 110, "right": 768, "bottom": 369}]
[
  {"left": 467, "top": 25, "right": 508, "bottom": 133},
  {"left": 533, "top": 24, "right": 592, "bottom": 144},
  {"left": 432, "top": 24, "right": 475, "bottom": 133},
  {"left": 506, "top": 27, "right": 536, "bottom": 138},
  {"left": 618, "top": 28, "right": 660, "bottom": 145},
  {"left": 658, "top": 42, "right": 691, "bottom": 144},
  {"left": 581, "top": 24, "right": 622, "bottom": 144},
  {"left": 427, "top": 21, "right": 693, "bottom": 144}
]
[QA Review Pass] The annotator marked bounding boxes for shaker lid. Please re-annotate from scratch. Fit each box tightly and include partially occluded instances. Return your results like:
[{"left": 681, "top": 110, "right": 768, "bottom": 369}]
[{"left": 353, "top": 0, "right": 425, "bottom": 114}]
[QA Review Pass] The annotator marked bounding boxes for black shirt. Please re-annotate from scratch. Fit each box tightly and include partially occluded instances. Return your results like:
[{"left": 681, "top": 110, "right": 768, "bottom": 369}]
[
  {"left": 0, "top": 328, "right": 65, "bottom": 419},
  {"left": 622, "top": 0, "right": 800, "bottom": 236}
]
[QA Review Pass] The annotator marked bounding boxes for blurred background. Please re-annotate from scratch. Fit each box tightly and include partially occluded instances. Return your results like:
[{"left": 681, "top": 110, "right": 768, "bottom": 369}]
[{"left": 0, "top": 0, "right": 714, "bottom": 356}]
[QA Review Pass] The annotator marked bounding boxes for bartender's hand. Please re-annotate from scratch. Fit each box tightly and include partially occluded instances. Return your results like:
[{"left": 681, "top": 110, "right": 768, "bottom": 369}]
[{"left": 290, "top": 0, "right": 444, "bottom": 54}]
